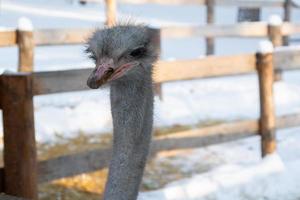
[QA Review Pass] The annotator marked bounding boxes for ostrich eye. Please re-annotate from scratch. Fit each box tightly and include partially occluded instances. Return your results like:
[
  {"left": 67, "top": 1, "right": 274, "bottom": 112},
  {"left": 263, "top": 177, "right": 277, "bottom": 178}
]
[
  {"left": 130, "top": 47, "right": 146, "bottom": 58},
  {"left": 88, "top": 54, "right": 97, "bottom": 62}
]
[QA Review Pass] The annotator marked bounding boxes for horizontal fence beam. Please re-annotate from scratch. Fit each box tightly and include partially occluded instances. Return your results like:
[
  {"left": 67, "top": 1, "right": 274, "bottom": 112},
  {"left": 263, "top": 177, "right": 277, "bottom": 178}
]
[
  {"left": 161, "top": 22, "right": 268, "bottom": 38},
  {"left": 37, "top": 118, "right": 258, "bottom": 183},
  {"left": 15, "top": 49, "right": 299, "bottom": 95},
  {"left": 274, "top": 48, "right": 300, "bottom": 70},
  {"left": 34, "top": 28, "right": 92, "bottom": 46},
  {"left": 1, "top": 23, "right": 300, "bottom": 47},
  {"left": 0, "top": 30, "right": 17, "bottom": 47},
  {"left": 31, "top": 53, "right": 256, "bottom": 95},
  {"left": 154, "top": 53, "right": 256, "bottom": 83},
  {"left": 85, "top": 0, "right": 285, "bottom": 7},
  {"left": 18, "top": 112, "right": 298, "bottom": 183}
]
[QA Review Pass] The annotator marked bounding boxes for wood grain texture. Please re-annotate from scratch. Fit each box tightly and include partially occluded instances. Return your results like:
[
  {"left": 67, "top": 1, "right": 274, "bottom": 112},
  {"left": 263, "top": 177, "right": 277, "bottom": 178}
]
[
  {"left": 34, "top": 28, "right": 92, "bottom": 45},
  {"left": 154, "top": 54, "right": 256, "bottom": 83},
  {"left": 0, "top": 194, "right": 29, "bottom": 200},
  {"left": 1, "top": 74, "right": 38, "bottom": 199},
  {"left": 268, "top": 23, "right": 283, "bottom": 81},
  {"left": 283, "top": 0, "right": 292, "bottom": 45},
  {"left": 32, "top": 54, "right": 256, "bottom": 95},
  {"left": 17, "top": 30, "right": 34, "bottom": 72},
  {"left": 33, "top": 68, "right": 91, "bottom": 95},
  {"left": 30, "top": 113, "right": 300, "bottom": 183},
  {"left": 36, "top": 119, "right": 258, "bottom": 183},
  {"left": 257, "top": 53, "right": 276, "bottom": 157},
  {"left": 119, "top": 0, "right": 284, "bottom": 7},
  {"left": 274, "top": 48, "right": 300, "bottom": 70},
  {"left": 0, "top": 30, "right": 17, "bottom": 47},
  {"left": 0, "top": 112, "right": 299, "bottom": 184},
  {"left": 105, "top": 0, "right": 117, "bottom": 26},
  {"left": 161, "top": 22, "right": 268, "bottom": 38},
  {"left": 206, "top": 0, "right": 215, "bottom": 55}
]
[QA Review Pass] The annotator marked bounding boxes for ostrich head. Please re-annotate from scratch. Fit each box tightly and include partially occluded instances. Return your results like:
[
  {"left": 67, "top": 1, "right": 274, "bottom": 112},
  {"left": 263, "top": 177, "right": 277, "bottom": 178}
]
[{"left": 86, "top": 24, "right": 159, "bottom": 89}]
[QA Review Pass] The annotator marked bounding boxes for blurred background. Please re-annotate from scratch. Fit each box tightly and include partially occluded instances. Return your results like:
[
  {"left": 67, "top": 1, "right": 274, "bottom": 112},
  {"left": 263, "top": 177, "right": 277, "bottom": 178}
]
[{"left": 0, "top": 0, "right": 300, "bottom": 199}]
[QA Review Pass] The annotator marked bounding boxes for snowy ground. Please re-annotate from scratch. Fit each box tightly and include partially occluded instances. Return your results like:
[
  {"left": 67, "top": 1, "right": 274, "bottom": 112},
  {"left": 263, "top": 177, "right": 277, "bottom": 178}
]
[{"left": 1, "top": 0, "right": 300, "bottom": 199}]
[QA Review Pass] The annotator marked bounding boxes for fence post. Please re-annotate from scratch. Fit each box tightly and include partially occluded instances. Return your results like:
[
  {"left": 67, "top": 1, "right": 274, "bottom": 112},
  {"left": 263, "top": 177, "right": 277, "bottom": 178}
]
[
  {"left": 1, "top": 73, "right": 38, "bottom": 199},
  {"left": 17, "top": 17, "right": 34, "bottom": 72},
  {"left": 153, "top": 28, "right": 163, "bottom": 100},
  {"left": 268, "top": 15, "right": 283, "bottom": 81},
  {"left": 205, "top": 0, "right": 215, "bottom": 55},
  {"left": 256, "top": 41, "right": 276, "bottom": 157},
  {"left": 105, "top": 0, "right": 116, "bottom": 27},
  {"left": 283, "top": 0, "right": 292, "bottom": 46}
]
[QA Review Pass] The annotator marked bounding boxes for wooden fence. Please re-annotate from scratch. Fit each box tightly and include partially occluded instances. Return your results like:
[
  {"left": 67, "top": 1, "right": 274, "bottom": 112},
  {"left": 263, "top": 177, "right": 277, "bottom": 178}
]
[
  {"left": 1, "top": 37, "right": 300, "bottom": 199},
  {"left": 1, "top": 21, "right": 300, "bottom": 71},
  {"left": 80, "top": 0, "right": 300, "bottom": 54}
]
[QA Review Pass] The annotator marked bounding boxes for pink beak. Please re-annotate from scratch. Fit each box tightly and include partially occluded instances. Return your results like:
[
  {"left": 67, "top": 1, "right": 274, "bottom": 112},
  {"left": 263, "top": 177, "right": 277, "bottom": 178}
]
[
  {"left": 87, "top": 58, "right": 140, "bottom": 89},
  {"left": 87, "top": 58, "right": 114, "bottom": 89}
]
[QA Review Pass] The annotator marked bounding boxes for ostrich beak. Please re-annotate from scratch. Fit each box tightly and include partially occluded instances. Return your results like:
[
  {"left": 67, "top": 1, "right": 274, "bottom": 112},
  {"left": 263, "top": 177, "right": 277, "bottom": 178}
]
[{"left": 87, "top": 58, "right": 139, "bottom": 89}]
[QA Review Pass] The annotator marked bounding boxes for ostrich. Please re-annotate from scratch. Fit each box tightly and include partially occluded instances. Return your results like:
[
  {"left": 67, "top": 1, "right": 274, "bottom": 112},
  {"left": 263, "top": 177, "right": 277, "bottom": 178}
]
[{"left": 86, "top": 24, "right": 159, "bottom": 200}]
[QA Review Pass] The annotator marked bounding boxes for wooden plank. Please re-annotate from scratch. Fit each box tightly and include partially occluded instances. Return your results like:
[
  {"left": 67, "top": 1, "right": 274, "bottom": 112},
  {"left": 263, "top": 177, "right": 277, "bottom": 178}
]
[
  {"left": 34, "top": 28, "right": 92, "bottom": 46},
  {"left": 268, "top": 23, "right": 283, "bottom": 81},
  {"left": 0, "top": 194, "right": 29, "bottom": 200},
  {"left": 161, "top": 22, "right": 268, "bottom": 38},
  {"left": 0, "top": 30, "right": 17, "bottom": 47},
  {"left": 23, "top": 22, "right": 269, "bottom": 47},
  {"left": 33, "top": 68, "right": 91, "bottom": 95},
  {"left": 0, "top": 112, "right": 299, "bottom": 184},
  {"left": 154, "top": 53, "right": 256, "bottom": 83},
  {"left": 274, "top": 48, "right": 300, "bottom": 70},
  {"left": 105, "top": 0, "right": 117, "bottom": 26},
  {"left": 283, "top": 0, "right": 292, "bottom": 45},
  {"left": 282, "top": 23, "right": 300, "bottom": 35},
  {"left": 37, "top": 119, "right": 258, "bottom": 183},
  {"left": 32, "top": 54, "right": 256, "bottom": 95},
  {"left": 206, "top": 0, "right": 215, "bottom": 55},
  {"left": 17, "top": 30, "right": 34, "bottom": 72},
  {"left": 276, "top": 113, "right": 300, "bottom": 128},
  {"left": 1, "top": 74, "right": 38, "bottom": 199},
  {"left": 257, "top": 52, "right": 276, "bottom": 157},
  {"left": 120, "top": 0, "right": 284, "bottom": 7},
  {"left": 38, "top": 148, "right": 112, "bottom": 183},
  {"left": 151, "top": 120, "right": 259, "bottom": 153}
]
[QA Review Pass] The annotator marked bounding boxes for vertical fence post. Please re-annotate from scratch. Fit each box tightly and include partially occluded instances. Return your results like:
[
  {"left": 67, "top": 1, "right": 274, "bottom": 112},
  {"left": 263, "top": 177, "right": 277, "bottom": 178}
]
[
  {"left": 105, "top": 0, "right": 116, "bottom": 27},
  {"left": 283, "top": 0, "right": 292, "bottom": 46},
  {"left": 205, "top": 0, "right": 215, "bottom": 55},
  {"left": 268, "top": 15, "right": 283, "bottom": 81},
  {"left": 1, "top": 73, "right": 38, "bottom": 199},
  {"left": 256, "top": 41, "right": 276, "bottom": 157},
  {"left": 17, "top": 17, "right": 34, "bottom": 72},
  {"left": 153, "top": 28, "right": 163, "bottom": 100}
]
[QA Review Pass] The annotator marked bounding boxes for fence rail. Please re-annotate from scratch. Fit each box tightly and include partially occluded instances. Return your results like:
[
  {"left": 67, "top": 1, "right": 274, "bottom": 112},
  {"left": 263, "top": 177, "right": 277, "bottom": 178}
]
[
  {"left": 1, "top": 22, "right": 300, "bottom": 47},
  {"left": 82, "top": 0, "right": 287, "bottom": 7}
]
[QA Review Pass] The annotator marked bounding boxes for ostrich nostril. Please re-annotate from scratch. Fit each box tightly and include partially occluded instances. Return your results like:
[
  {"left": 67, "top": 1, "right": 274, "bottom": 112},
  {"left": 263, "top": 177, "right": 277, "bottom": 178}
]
[{"left": 87, "top": 75, "right": 99, "bottom": 89}]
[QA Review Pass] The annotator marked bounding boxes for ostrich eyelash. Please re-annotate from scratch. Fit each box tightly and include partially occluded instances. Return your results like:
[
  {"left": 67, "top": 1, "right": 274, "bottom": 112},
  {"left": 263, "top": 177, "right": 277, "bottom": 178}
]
[{"left": 88, "top": 54, "right": 97, "bottom": 61}]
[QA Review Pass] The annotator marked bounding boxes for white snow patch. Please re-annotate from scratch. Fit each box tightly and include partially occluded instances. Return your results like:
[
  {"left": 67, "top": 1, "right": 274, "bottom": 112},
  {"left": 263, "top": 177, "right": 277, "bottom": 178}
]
[
  {"left": 258, "top": 40, "right": 273, "bottom": 54},
  {"left": 18, "top": 17, "right": 33, "bottom": 31},
  {"left": 268, "top": 14, "right": 283, "bottom": 26}
]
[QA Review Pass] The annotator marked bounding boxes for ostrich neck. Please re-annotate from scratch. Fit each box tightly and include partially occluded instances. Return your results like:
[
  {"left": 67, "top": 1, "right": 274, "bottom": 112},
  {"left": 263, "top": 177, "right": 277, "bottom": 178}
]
[{"left": 104, "top": 68, "right": 154, "bottom": 200}]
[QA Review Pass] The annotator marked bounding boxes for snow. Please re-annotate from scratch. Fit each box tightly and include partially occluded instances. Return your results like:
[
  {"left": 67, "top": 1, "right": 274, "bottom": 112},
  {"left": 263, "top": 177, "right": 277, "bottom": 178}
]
[
  {"left": 268, "top": 14, "right": 283, "bottom": 26},
  {"left": 18, "top": 17, "right": 33, "bottom": 31},
  {"left": 1, "top": 0, "right": 300, "bottom": 199},
  {"left": 257, "top": 40, "right": 273, "bottom": 53},
  {"left": 140, "top": 127, "right": 300, "bottom": 200}
]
